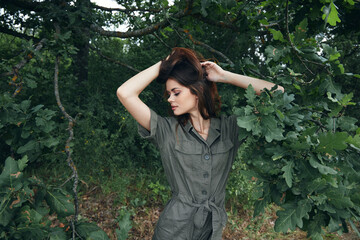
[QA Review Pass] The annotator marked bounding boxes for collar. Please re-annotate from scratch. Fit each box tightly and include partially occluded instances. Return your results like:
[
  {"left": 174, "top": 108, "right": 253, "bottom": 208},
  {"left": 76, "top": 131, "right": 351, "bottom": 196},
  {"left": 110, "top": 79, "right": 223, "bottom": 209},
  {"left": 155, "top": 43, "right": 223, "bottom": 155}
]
[
  {"left": 183, "top": 118, "right": 221, "bottom": 146},
  {"left": 183, "top": 118, "right": 220, "bottom": 132}
]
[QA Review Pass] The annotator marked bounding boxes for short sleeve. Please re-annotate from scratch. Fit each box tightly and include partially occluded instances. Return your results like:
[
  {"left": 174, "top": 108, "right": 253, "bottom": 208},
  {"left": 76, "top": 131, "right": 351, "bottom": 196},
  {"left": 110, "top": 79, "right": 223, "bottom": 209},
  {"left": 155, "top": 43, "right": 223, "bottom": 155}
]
[
  {"left": 137, "top": 109, "right": 172, "bottom": 148},
  {"left": 224, "top": 114, "right": 242, "bottom": 150}
]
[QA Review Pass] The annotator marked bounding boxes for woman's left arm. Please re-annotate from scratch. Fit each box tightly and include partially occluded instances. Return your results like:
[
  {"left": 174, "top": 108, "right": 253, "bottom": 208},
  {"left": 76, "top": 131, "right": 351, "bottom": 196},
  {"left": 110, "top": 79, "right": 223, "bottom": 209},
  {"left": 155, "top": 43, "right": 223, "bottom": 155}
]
[{"left": 201, "top": 61, "right": 284, "bottom": 95}]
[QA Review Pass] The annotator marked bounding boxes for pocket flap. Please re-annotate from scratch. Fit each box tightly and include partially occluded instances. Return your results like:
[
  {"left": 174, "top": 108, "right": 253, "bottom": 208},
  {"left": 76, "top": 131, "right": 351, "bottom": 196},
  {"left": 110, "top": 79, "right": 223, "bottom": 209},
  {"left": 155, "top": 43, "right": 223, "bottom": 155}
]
[
  {"left": 175, "top": 141, "right": 202, "bottom": 154},
  {"left": 212, "top": 139, "right": 233, "bottom": 154}
]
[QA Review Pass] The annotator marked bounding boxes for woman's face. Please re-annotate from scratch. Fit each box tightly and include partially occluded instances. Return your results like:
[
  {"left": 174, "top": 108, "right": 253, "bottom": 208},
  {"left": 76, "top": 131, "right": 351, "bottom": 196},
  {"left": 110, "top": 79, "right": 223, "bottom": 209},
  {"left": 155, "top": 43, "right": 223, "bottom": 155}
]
[{"left": 166, "top": 78, "right": 198, "bottom": 116}]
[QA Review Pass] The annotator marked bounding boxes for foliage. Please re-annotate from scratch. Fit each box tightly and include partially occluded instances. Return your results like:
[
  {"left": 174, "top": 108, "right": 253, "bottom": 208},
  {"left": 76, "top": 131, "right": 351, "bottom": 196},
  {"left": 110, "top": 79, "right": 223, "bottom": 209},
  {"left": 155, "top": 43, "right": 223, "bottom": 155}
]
[
  {"left": 115, "top": 207, "right": 133, "bottom": 240},
  {"left": 0, "top": 93, "right": 60, "bottom": 163},
  {"left": 234, "top": 53, "right": 360, "bottom": 240},
  {"left": 0, "top": 0, "right": 359, "bottom": 238},
  {"left": 0, "top": 156, "right": 72, "bottom": 239},
  {"left": 0, "top": 156, "right": 112, "bottom": 240}
]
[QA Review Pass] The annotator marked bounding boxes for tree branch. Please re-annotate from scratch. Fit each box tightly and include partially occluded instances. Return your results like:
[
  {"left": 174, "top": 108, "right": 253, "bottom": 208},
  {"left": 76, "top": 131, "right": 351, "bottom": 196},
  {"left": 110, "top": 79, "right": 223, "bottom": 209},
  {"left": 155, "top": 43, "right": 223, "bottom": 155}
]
[
  {"left": 1, "top": 38, "right": 46, "bottom": 77},
  {"left": 180, "top": 28, "right": 234, "bottom": 66},
  {"left": 0, "top": 26, "right": 38, "bottom": 41},
  {"left": 53, "top": 23, "right": 78, "bottom": 240},
  {"left": 92, "top": 3, "right": 166, "bottom": 13},
  {"left": 89, "top": 45, "right": 140, "bottom": 73},
  {"left": 285, "top": 0, "right": 314, "bottom": 76},
  {"left": 193, "top": 13, "right": 239, "bottom": 31},
  {"left": 152, "top": 32, "right": 172, "bottom": 50},
  {"left": 1, "top": 0, "right": 46, "bottom": 12},
  {"left": 91, "top": 1, "right": 193, "bottom": 38}
]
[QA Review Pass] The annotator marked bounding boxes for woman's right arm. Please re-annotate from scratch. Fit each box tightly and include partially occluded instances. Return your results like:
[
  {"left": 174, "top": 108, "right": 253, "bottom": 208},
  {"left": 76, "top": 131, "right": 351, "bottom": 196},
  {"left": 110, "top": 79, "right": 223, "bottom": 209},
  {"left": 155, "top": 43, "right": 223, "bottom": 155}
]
[{"left": 116, "top": 61, "right": 161, "bottom": 131}]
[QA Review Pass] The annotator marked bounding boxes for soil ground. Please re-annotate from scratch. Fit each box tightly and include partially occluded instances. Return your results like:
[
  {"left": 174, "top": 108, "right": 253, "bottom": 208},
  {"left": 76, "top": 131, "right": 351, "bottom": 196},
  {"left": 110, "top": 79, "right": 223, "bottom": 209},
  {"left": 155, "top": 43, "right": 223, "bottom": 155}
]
[{"left": 79, "top": 188, "right": 359, "bottom": 240}]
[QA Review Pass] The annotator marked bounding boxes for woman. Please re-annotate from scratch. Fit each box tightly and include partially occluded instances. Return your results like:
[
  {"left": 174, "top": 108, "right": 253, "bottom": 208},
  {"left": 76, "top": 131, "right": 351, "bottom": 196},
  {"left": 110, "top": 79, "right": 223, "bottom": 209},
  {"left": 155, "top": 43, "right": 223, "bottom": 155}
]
[{"left": 117, "top": 48, "right": 283, "bottom": 240}]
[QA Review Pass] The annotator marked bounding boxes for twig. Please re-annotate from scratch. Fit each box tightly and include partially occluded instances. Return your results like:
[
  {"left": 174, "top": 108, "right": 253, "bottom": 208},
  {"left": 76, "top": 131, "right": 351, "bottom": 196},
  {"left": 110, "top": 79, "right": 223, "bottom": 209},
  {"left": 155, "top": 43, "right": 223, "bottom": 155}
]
[
  {"left": 54, "top": 23, "right": 78, "bottom": 240},
  {"left": 152, "top": 32, "right": 172, "bottom": 50},
  {"left": 1, "top": 38, "right": 46, "bottom": 77},
  {"left": 180, "top": 28, "right": 234, "bottom": 66},
  {"left": 91, "top": 0, "right": 193, "bottom": 38},
  {"left": 285, "top": 0, "right": 314, "bottom": 76},
  {"left": 89, "top": 45, "right": 140, "bottom": 73},
  {"left": 92, "top": 4, "right": 168, "bottom": 13}
]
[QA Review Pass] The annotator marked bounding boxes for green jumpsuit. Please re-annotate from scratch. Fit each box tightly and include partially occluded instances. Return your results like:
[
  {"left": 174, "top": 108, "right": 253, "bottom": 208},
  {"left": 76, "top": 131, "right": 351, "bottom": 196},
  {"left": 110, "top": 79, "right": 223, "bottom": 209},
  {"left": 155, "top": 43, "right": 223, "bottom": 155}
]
[{"left": 138, "top": 109, "right": 241, "bottom": 240}]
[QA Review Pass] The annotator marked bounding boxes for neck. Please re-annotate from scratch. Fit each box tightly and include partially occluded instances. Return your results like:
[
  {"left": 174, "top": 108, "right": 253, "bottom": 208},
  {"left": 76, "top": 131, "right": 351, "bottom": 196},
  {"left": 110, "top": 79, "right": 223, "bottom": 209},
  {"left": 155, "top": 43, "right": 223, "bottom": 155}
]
[{"left": 190, "top": 111, "right": 210, "bottom": 134}]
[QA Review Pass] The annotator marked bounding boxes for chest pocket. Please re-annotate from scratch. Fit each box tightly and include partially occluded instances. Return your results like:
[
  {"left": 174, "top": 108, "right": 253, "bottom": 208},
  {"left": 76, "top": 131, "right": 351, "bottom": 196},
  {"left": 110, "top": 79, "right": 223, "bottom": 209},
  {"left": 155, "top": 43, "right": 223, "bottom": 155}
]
[
  {"left": 211, "top": 139, "right": 234, "bottom": 170},
  {"left": 175, "top": 141, "right": 202, "bottom": 172}
]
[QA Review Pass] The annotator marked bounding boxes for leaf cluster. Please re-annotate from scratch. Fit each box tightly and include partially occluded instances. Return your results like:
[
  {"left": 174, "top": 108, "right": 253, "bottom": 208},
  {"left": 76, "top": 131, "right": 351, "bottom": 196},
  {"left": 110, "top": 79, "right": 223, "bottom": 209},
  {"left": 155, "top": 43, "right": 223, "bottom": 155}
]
[{"left": 235, "top": 86, "right": 360, "bottom": 239}]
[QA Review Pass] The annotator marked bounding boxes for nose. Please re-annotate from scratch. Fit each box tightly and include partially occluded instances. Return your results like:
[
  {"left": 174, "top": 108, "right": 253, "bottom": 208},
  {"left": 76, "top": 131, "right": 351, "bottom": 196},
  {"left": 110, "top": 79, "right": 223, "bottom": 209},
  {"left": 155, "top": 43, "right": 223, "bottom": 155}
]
[{"left": 167, "top": 95, "right": 174, "bottom": 103}]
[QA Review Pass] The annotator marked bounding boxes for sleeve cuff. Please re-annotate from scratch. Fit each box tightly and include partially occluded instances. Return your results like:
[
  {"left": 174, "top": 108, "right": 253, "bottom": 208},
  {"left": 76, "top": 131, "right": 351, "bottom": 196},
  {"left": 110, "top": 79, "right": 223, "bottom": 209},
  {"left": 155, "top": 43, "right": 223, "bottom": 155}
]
[{"left": 137, "top": 109, "right": 158, "bottom": 140}]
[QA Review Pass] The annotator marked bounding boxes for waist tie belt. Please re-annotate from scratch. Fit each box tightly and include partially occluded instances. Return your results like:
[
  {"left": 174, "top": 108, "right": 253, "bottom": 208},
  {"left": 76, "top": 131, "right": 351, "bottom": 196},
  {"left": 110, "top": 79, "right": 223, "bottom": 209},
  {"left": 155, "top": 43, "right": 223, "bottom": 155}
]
[
  {"left": 173, "top": 192, "right": 226, "bottom": 240},
  {"left": 192, "top": 199, "right": 222, "bottom": 229}
]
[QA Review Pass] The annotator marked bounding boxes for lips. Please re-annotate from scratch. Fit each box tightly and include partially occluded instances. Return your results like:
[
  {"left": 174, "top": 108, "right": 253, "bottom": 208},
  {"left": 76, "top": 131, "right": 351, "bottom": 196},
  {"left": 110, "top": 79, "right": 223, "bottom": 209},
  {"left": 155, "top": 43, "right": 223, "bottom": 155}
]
[{"left": 171, "top": 105, "right": 177, "bottom": 111}]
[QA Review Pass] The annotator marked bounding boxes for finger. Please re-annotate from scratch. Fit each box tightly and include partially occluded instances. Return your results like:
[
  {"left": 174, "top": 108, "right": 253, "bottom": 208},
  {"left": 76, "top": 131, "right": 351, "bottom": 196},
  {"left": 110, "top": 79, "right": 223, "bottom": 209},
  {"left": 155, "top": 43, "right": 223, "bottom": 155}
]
[{"left": 201, "top": 61, "right": 213, "bottom": 66}]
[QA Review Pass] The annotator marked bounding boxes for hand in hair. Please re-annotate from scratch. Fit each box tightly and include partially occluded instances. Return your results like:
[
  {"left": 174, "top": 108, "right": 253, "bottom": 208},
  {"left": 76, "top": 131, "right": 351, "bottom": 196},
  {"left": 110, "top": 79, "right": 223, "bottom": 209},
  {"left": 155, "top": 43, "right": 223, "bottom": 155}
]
[
  {"left": 201, "top": 61, "right": 284, "bottom": 94},
  {"left": 201, "top": 61, "right": 226, "bottom": 83}
]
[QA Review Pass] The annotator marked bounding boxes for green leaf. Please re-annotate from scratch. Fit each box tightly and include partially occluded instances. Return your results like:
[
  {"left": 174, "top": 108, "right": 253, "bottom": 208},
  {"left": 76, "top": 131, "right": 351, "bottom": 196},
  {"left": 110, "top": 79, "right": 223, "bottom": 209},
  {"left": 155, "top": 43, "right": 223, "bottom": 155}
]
[
  {"left": 307, "top": 178, "right": 327, "bottom": 194},
  {"left": 200, "top": 0, "right": 210, "bottom": 16},
  {"left": 45, "top": 190, "right": 74, "bottom": 217},
  {"left": 15, "top": 206, "right": 44, "bottom": 225},
  {"left": 88, "top": 230, "right": 110, "bottom": 240},
  {"left": 328, "top": 217, "right": 342, "bottom": 232},
  {"left": 253, "top": 198, "right": 268, "bottom": 217},
  {"left": 76, "top": 222, "right": 104, "bottom": 239},
  {"left": 282, "top": 161, "right": 294, "bottom": 188},
  {"left": 0, "top": 199, "right": 14, "bottom": 227},
  {"left": 43, "top": 137, "right": 60, "bottom": 148},
  {"left": 327, "top": 191, "right": 354, "bottom": 209},
  {"left": 320, "top": 76, "right": 342, "bottom": 99},
  {"left": 17, "top": 140, "right": 37, "bottom": 154},
  {"left": 307, "top": 213, "right": 326, "bottom": 239},
  {"left": 26, "top": 79, "right": 37, "bottom": 88},
  {"left": 265, "top": 45, "right": 290, "bottom": 61},
  {"left": 244, "top": 84, "right": 256, "bottom": 104},
  {"left": 261, "top": 115, "right": 284, "bottom": 142},
  {"left": 322, "top": 44, "right": 341, "bottom": 61},
  {"left": 274, "top": 200, "right": 312, "bottom": 233},
  {"left": 0, "top": 157, "right": 21, "bottom": 190},
  {"left": 326, "top": 1, "right": 341, "bottom": 26},
  {"left": 116, "top": 211, "right": 132, "bottom": 240},
  {"left": 269, "top": 29, "right": 284, "bottom": 42},
  {"left": 20, "top": 100, "right": 31, "bottom": 112},
  {"left": 49, "top": 228, "right": 67, "bottom": 240},
  {"left": 339, "top": 92, "right": 356, "bottom": 107},
  {"left": 337, "top": 116, "right": 358, "bottom": 132},
  {"left": 294, "top": 18, "right": 308, "bottom": 43},
  {"left": 309, "top": 157, "right": 337, "bottom": 175},
  {"left": 17, "top": 155, "right": 28, "bottom": 171},
  {"left": 316, "top": 132, "right": 348, "bottom": 155},
  {"left": 346, "top": 134, "right": 360, "bottom": 148},
  {"left": 237, "top": 115, "right": 257, "bottom": 131}
]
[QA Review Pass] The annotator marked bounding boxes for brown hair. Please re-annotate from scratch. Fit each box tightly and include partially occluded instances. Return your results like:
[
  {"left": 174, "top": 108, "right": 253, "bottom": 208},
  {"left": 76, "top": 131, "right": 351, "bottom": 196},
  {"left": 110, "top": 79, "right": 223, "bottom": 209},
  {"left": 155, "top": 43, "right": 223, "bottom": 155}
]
[{"left": 157, "top": 47, "right": 221, "bottom": 125}]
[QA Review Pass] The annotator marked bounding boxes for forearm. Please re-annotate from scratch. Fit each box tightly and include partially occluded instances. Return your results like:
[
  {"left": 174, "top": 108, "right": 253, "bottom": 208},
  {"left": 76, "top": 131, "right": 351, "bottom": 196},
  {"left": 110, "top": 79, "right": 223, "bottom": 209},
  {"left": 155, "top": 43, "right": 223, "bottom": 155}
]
[
  {"left": 221, "top": 70, "right": 284, "bottom": 95},
  {"left": 117, "top": 61, "right": 161, "bottom": 100}
]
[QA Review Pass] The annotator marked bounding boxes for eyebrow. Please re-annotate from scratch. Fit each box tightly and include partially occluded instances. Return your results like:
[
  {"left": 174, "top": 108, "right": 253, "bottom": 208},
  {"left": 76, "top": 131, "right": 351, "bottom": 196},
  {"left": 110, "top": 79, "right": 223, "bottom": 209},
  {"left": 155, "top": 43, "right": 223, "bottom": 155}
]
[{"left": 166, "top": 87, "right": 180, "bottom": 93}]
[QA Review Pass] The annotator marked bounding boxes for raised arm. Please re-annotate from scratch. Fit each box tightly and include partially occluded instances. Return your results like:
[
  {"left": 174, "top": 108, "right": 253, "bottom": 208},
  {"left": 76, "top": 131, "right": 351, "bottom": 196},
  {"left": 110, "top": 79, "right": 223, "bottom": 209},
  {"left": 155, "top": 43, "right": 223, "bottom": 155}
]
[
  {"left": 201, "top": 61, "right": 284, "bottom": 95},
  {"left": 117, "top": 61, "right": 161, "bottom": 131}
]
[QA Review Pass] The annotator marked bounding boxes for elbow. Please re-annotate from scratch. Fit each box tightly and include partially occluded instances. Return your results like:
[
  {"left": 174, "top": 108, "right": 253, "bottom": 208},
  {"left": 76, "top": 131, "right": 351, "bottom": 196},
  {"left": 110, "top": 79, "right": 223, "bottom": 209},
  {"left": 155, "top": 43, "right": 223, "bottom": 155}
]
[{"left": 116, "top": 85, "right": 127, "bottom": 103}]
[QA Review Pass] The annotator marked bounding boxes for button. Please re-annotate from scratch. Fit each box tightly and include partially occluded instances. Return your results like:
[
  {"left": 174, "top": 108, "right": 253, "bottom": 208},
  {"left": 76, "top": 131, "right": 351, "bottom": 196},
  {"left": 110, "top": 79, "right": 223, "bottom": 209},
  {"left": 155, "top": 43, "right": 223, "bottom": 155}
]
[
  {"left": 204, "top": 154, "right": 210, "bottom": 160},
  {"left": 203, "top": 173, "right": 209, "bottom": 178},
  {"left": 202, "top": 190, "right": 207, "bottom": 195}
]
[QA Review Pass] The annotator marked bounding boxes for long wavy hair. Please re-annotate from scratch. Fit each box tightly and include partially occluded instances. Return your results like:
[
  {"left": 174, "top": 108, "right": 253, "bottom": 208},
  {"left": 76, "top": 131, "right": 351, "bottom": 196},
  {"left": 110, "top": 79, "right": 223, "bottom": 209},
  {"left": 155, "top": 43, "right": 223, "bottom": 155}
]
[{"left": 157, "top": 47, "right": 221, "bottom": 125}]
